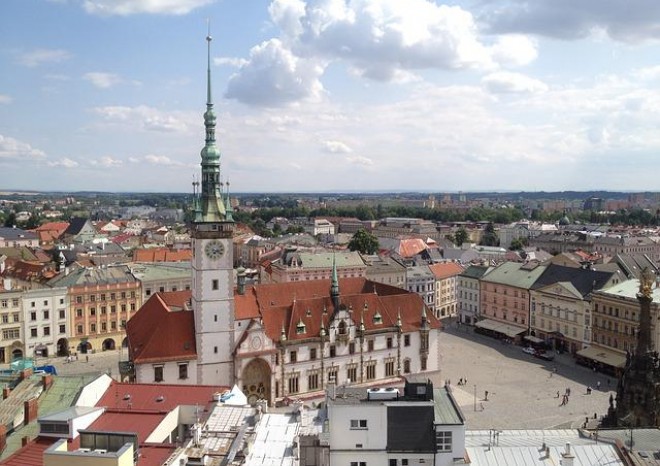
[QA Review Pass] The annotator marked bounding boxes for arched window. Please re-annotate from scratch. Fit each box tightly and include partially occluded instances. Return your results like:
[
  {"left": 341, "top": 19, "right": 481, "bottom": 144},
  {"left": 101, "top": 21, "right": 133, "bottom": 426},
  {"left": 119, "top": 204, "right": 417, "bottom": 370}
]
[
  {"left": 403, "top": 359, "right": 411, "bottom": 374},
  {"left": 338, "top": 320, "right": 347, "bottom": 335}
]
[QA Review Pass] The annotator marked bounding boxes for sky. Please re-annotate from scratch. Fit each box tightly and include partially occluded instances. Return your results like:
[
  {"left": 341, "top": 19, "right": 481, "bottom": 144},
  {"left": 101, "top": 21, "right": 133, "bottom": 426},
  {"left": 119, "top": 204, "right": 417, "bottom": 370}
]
[{"left": 3, "top": 0, "right": 660, "bottom": 193}]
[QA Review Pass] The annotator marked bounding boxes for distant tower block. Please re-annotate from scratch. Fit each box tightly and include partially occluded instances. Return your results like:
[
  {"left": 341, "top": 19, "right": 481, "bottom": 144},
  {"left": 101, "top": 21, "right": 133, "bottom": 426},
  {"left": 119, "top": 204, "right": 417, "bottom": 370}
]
[{"left": 426, "top": 195, "right": 436, "bottom": 209}]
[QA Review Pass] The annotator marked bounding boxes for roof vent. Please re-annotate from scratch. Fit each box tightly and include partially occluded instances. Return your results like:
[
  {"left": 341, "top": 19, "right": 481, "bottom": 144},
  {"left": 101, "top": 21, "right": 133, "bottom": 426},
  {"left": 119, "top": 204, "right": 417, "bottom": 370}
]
[
  {"left": 123, "top": 394, "right": 131, "bottom": 401},
  {"left": 156, "top": 395, "right": 165, "bottom": 402}
]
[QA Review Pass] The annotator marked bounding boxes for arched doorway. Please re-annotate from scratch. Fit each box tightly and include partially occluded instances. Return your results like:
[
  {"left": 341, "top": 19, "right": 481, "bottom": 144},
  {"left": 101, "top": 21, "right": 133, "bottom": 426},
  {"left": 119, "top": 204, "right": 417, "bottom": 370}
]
[
  {"left": 102, "top": 338, "right": 116, "bottom": 351},
  {"left": 241, "top": 358, "right": 271, "bottom": 405},
  {"left": 57, "top": 338, "right": 69, "bottom": 357},
  {"left": 11, "top": 348, "right": 23, "bottom": 360},
  {"left": 78, "top": 341, "right": 92, "bottom": 354},
  {"left": 122, "top": 337, "right": 128, "bottom": 348}
]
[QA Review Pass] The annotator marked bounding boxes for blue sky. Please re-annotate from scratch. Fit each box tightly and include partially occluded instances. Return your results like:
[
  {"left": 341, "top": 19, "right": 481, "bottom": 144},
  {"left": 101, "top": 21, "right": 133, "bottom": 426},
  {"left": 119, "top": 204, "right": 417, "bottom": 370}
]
[{"left": 3, "top": 0, "right": 660, "bottom": 193}]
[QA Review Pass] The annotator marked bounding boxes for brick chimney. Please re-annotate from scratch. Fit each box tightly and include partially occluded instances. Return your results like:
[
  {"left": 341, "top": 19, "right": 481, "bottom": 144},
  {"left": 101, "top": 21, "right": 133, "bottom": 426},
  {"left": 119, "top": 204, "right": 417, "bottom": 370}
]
[
  {"left": 42, "top": 375, "right": 53, "bottom": 391},
  {"left": 19, "top": 368, "right": 33, "bottom": 381},
  {"left": 23, "top": 398, "right": 38, "bottom": 425},
  {"left": 0, "top": 425, "right": 7, "bottom": 452},
  {"left": 21, "top": 436, "right": 29, "bottom": 447}
]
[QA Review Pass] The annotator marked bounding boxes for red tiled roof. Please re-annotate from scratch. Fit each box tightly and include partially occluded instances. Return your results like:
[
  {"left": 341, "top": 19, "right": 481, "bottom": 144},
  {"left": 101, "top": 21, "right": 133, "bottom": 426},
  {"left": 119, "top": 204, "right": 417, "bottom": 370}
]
[
  {"left": 132, "top": 248, "right": 192, "bottom": 262},
  {"left": 235, "top": 287, "right": 260, "bottom": 320},
  {"left": 111, "top": 233, "right": 134, "bottom": 244},
  {"left": 127, "top": 292, "right": 196, "bottom": 363},
  {"left": 136, "top": 445, "right": 177, "bottom": 466},
  {"left": 0, "top": 437, "right": 56, "bottom": 466},
  {"left": 428, "top": 262, "right": 464, "bottom": 280},
  {"left": 96, "top": 380, "right": 226, "bottom": 412},
  {"left": 88, "top": 411, "right": 164, "bottom": 443},
  {"left": 398, "top": 238, "right": 428, "bottom": 258}
]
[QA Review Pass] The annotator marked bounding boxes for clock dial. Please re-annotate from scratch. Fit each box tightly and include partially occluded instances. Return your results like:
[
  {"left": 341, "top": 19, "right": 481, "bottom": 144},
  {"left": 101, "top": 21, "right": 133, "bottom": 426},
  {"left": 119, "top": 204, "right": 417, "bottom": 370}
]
[{"left": 204, "top": 240, "right": 225, "bottom": 260}]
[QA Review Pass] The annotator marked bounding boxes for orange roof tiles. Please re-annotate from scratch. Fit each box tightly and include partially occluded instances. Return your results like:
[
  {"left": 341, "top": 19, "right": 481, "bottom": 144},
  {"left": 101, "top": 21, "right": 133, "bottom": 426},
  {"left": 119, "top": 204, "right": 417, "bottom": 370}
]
[
  {"left": 0, "top": 437, "right": 56, "bottom": 466},
  {"left": 133, "top": 248, "right": 192, "bottom": 262},
  {"left": 398, "top": 238, "right": 428, "bottom": 258},
  {"left": 89, "top": 411, "right": 164, "bottom": 443},
  {"left": 127, "top": 292, "right": 196, "bottom": 363},
  {"left": 429, "top": 262, "right": 464, "bottom": 280}
]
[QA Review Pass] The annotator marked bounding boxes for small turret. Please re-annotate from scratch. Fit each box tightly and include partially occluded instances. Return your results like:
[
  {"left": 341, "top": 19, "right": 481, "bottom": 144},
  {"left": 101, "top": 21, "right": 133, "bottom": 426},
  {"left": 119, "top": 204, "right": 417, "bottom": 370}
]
[{"left": 330, "top": 254, "right": 340, "bottom": 311}]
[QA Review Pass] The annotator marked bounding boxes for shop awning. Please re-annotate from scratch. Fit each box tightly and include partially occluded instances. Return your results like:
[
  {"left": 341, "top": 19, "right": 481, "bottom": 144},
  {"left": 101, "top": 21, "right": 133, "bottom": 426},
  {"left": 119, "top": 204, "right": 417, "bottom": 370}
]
[
  {"left": 576, "top": 346, "right": 626, "bottom": 369},
  {"left": 524, "top": 335, "right": 544, "bottom": 344},
  {"left": 475, "top": 319, "right": 527, "bottom": 338}
]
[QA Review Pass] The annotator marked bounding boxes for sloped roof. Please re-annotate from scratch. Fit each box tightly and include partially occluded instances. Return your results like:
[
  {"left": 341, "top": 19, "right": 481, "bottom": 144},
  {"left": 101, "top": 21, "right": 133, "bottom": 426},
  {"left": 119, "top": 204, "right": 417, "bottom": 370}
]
[
  {"left": 132, "top": 247, "right": 192, "bottom": 262},
  {"left": 0, "top": 437, "right": 56, "bottom": 466},
  {"left": 460, "top": 265, "right": 491, "bottom": 279},
  {"left": 62, "top": 217, "right": 89, "bottom": 236},
  {"left": 88, "top": 411, "right": 164, "bottom": 443},
  {"left": 398, "top": 238, "right": 428, "bottom": 258},
  {"left": 96, "top": 380, "right": 225, "bottom": 412},
  {"left": 428, "top": 262, "right": 464, "bottom": 280},
  {"left": 127, "top": 292, "right": 196, "bottom": 363},
  {"left": 532, "top": 264, "right": 616, "bottom": 297},
  {"left": 481, "top": 261, "right": 547, "bottom": 289},
  {"left": 0, "top": 227, "right": 38, "bottom": 241}
]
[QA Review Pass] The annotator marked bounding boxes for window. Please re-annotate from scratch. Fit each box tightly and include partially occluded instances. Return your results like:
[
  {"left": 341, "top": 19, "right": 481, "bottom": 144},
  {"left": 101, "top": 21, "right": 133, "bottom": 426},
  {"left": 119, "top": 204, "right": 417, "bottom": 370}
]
[
  {"left": 131, "top": 291, "right": 136, "bottom": 298},
  {"left": 1, "top": 315, "right": 7, "bottom": 324},
  {"left": 308, "top": 373, "right": 319, "bottom": 390},
  {"left": 121, "top": 292, "right": 126, "bottom": 299},
  {"left": 77, "top": 325, "right": 83, "bottom": 335},
  {"left": 328, "top": 367, "right": 338, "bottom": 383},
  {"left": 30, "top": 312, "right": 37, "bottom": 321},
  {"left": 403, "top": 359, "right": 411, "bottom": 374},
  {"left": 30, "top": 328, "right": 38, "bottom": 338},
  {"left": 2, "top": 328, "right": 20, "bottom": 340},
  {"left": 385, "top": 360, "right": 395, "bottom": 377},
  {"left": 178, "top": 363, "right": 188, "bottom": 379},
  {"left": 90, "top": 295, "right": 96, "bottom": 302},
  {"left": 59, "top": 310, "right": 65, "bottom": 319},
  {"left": 310, "top": 348, "right": 317, "bottom": 360},
  {"left": 101, "top": 306, "right": 107, "bottom": 315},
  {"left": 404, "top": 334, "right": 410, "bottom": 347},
  {"left": 121, "top": 304, "right": 126, "bottom": 313},
  {"left": 146, "top": 289, "right": 152, "bottom": 296},
  {"left": 350, "top": 462, "right": 366, "bottom": 466},
  {"left": 76, "top": 296, "right": 82, "bottom": 304},
  {"left": 436, "top": 431, "right": 452, "bottom": 452},
  {"left": 366, "top": 363, "right": 376, "bottom": 380},
  {"left": 212, "top": 279, "right": 219, "bottom": 290},
  {"left": 101, "top": 322, "right": 107, "bottom": 331},
  {"left": 349, "top": 342, "right": 355, "bottom": 354},
  {"left": 111, "top": 321, "right": 117, "bottom": 330},
  {"left": 130, "top": 303, "right": 136, "bottom": 311},
  {"left": 12, "top": 313, "right": 18, "bottom": 322},
  {"left": 59, "top": 324, "right": 65, "bottom": 334},
  {"left": 368, "top": 340, "right": 374, "bottom": 351},
  {"left": 288, "top": 375, "right": 299, "bottom": 394},
  {"left": 290, "top": 351, "right": 297, "bottom": 363},
  {"left": 43, "top": 326, "right": 50, "bottom": 336},
  {"left": 329, "top": 345, "right": 336, "bottom": 357},
  {"left": 111, "top": 305, "right": 116, "bottom": 314},
  {"left": 386, "top": 337, "right": 393, "bottom": 349},
  {"left": 110, "top": 293, "right": 116, "bottom": 300},
  {"left": 12, "top": 298, "right": 19, "bottom": 307},
  {"left": 347, "top": 366, "right": 357, "bottom": 383},
  {"left": 350, "top": 419, "right": 368, "bottom": 429},
  {"left": 100, "top": 294, "right": 106, "bottom": 301},
  {"left": 390, "top": 460, "right": 397, "bottom": 466},
  {"left": 90, "top": 308, "right": 96, "bottom": 316},
  {"left": 154, "top": 365, "right": 164, "bottom": 382}
]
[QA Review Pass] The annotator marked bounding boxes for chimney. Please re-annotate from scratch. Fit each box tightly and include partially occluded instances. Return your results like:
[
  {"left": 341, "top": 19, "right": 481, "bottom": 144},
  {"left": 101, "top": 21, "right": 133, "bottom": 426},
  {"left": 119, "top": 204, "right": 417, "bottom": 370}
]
[
  {"left": 23, "top": 398, "right": 38, "bottom": 425},
  {"left": 42, "top": 375, "right": 53, "bottom": 390},
  {"left": 0, "top": 425, "right": 6, "bottom": 452},
  {"left": 561, "top": 442, "right": 575, "bottom": 466},
  {"left": 21, "top": 436, "right": 29, "bottom": 447},
  {"left": 2, "top": 387, "right": 10, "bottom": 400}
]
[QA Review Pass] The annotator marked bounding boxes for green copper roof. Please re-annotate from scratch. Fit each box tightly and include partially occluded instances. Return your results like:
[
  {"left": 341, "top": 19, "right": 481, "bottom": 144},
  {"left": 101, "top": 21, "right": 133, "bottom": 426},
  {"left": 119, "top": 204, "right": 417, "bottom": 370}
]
[{"left": 480, "top": 261, "right": 547, "bottom": 289}]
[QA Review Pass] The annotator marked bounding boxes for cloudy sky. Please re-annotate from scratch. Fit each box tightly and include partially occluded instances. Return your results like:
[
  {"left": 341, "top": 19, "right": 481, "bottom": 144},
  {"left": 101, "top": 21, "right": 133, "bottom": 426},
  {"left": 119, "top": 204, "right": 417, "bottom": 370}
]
[{"left": 3, "top": 0, "right": 660, "bottom": 193}]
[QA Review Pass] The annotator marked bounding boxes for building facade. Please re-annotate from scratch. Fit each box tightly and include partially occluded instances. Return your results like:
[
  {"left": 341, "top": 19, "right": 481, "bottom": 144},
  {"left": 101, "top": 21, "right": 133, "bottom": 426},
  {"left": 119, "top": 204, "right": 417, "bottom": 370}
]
[
  {"left": 457, "top": 265, "right": 490, "bottom": 325},
  {"left": 21, "top": 286, "right": 68, "bottom": 359},
  {"left": 429, "top": 262, "right": 464, "bottom": 319}
]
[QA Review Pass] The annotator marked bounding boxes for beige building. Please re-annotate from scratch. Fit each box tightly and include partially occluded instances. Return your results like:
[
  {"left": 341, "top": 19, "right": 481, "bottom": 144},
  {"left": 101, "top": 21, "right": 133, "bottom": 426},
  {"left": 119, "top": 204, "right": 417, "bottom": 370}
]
[
  {"left": 0, "top": 286, "right": 23, "bottom": 363},
  {"left": 361, "top": 253, "right": 406, "bottom": 289},
  {"left": 261, "top": 250, "right": 366, "bottom": 283},
  {"left": 429, "top": 262, "right": 464, "bottom": 319}
]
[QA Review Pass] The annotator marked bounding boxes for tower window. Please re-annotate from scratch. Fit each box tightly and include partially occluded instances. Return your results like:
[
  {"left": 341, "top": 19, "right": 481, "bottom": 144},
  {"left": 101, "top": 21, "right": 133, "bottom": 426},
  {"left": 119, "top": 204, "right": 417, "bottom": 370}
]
[{"left": 212, "top": 279, "right": 219, "bottom": 290}]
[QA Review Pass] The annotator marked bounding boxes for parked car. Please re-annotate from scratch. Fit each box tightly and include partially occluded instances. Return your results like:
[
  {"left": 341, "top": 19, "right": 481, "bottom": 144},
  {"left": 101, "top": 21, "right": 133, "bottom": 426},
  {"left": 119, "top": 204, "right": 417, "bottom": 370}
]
[
  {"left": 534, "top": 350, "right": 555, "bottom": 361},
  {"left": 522, "top": 346, "right": 536, "bottom": 355}
]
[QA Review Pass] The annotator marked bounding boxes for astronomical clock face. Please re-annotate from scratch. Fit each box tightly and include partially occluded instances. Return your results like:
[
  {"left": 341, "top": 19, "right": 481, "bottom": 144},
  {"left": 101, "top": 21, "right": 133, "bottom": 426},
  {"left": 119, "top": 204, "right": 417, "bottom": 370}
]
[{"left": 204, "top": 240, "right": 225, "bottom": 260}]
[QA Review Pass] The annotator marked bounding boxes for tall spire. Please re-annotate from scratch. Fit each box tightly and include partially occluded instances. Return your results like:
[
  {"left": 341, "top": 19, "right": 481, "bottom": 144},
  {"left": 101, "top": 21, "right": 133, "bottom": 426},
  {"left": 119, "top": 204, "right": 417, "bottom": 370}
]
[
  {"left": 195, "top": 25, "right": 227, "bottom": 223},
  {"left": 330, "top": 252, "right": 340, "bottom": 311}
]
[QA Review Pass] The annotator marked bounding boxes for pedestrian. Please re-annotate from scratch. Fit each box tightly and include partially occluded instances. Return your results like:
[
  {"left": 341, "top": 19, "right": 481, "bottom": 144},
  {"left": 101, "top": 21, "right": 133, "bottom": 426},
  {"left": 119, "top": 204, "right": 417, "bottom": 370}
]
[
  {"left": 86, "top": 355, "right": 89, "bottom": 363},
  {"left": 484, "top": 390, "right": 489, "bottom": 401},
  {"left": 464, "top": 376, "right": 467, "bottom": 384},
  {"left": 556, "top": 391, "right": 560, "bottom": 398},
  {"left": 567, "top": 387, "right": 571, "bottom": 396},
  {"left": 596, "top": 381, "right": 601, "bottom": 390},
  {"left": 587, "top": 386, "right": 592, "bottom": 395}
]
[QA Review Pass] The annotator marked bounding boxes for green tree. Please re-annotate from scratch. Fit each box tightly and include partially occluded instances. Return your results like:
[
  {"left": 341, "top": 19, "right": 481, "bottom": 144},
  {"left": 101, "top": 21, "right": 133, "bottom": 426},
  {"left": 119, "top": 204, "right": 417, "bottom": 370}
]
[
  {"left": 3, "top": 212, "right": 16, "bottom": 227},
  {"left": 480, "top": 222, "right": 499, "bottom": 247},
  {"left": 348, "top": 229, "right": 379, "bottom": 255},
  {"left": 454, "top": 227, "right": 469, "bottom": 247},
  {"left": 509, "top": 237, "right": 528, "bottom": 251}
]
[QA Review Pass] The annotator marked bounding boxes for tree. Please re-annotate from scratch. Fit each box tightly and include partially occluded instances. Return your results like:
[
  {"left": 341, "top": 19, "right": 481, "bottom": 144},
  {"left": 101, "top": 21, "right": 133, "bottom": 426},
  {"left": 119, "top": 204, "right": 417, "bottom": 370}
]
[
  {"left": 3, "top": 212, "right": 16, "bottom": 227},
  {"left": 509, "top": 238, "right": 527, "bottom": 251},
  {"left": 348, "top": 229, "right": 379, "bottom": 255},
  {"left": 454, "top": 227, "right": 469, "bottom": 247},
  {"left": 480, "top": 222, "right": 499, "bottom": 247}
]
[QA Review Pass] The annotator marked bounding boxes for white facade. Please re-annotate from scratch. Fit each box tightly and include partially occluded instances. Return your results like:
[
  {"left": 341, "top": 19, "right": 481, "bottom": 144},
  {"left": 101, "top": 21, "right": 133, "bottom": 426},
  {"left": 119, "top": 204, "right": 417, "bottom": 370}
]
[
  {"left": 22, "top": 286, "right": 68, "bottom": 359},
  {"left": 0, "top": 288, "right": 23, "bottom": 363},
  {"left": 407, "top": 266, "right": 435, "bottom": 309},
  {"left": 135, "top": 359, "right": 199, "bottom": 386},
  {"left": 458, "top": 275, "right": 481, "bottom": 325},
  {"left": 191, "top": 235, "right": 235, "bottom": 386}
]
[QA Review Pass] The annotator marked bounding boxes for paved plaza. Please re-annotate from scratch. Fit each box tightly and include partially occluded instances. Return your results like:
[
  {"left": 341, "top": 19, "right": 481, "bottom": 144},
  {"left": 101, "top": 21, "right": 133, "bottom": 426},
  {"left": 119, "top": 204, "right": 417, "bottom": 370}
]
[{"left": 429, "top": 323, "right": 615, "bottom": 430}]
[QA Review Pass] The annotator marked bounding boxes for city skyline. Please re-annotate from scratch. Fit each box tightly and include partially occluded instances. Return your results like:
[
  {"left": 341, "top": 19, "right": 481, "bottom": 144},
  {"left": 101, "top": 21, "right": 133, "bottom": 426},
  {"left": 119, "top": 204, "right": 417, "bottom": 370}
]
[{"left": 3, "top": 0, "right": 660, "bottom": 193}]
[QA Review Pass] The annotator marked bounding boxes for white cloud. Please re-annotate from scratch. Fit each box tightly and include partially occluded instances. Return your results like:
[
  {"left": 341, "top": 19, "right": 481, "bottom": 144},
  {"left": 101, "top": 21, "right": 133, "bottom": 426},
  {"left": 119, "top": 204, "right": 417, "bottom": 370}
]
[
  {"left": 0, "top": 135, "right": 46, "bottom": 159},
  {"left": 90, "top": 156, "right": 123, "bottom": 167},
  {"left": 0, "top": 95, "right": 11, "bottom": 104},
  {"left": 93, "top": 105, "right": 194, "bottom": 133},
  {"left": 489, "top": 35, "right": 538, "bottom": 67},
  {"left": 346, "top": 155, "right": 373, "bottom": 166},
  {"left": 633, "top": 66, "right": 660, "bottom": 81},
  {"left": 482, "top": 71, "right": 548, "bottom": 94},
  {"left": 225, "top": 38, "right": 325, "bottom": 106},
  {"left": 322, "top": 140, "right": 352, "bottom": 153},
  {"left": 83, "top": 72, "right": 122, "bottom": 88},
  {"left": 18, "top": 48, "right": 72, "bottom": 67},
  {"left": 214, "top": 57, "right": 248, "bottom": 68},
  {"left": 82, "top": 0, "right": 213, "bottom": 16},
  {"left": 144, "top": 154, "right": 185, "bottom": 166},
  {"left": 47, "top": 158, "right": 79, "bottom": 168}
]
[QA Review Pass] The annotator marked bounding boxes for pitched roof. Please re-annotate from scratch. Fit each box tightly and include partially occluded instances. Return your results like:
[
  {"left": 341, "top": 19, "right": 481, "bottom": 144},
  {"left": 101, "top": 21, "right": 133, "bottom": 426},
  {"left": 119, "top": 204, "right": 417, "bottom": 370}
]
[
  {"left": 0, "top": 227, "right": 38, "bottom": 241},
  {"left": 481, "top": 261, "right": 547, "bottom": 289},
  {"left": 132, "top": 247, "right": 192, "bottom": 262},
  {"left": 127, "top": 292, "right": 196, "bottom": 363},
  {"left": 532, "top": 263, "right": 616, "bottom": 297},
  {"left": 96, "top": 380, "right": 225, "bottom": 412},
  {"left": 0, "top": 437, "right": 55, "bottom": 466},
  {"left": 62, "top": 217, "right": 89, "bottom": 236},
  {"left": 428, "top": 262, "right": 464, "bottom": 280},
  {"left": 398, "top": 238, "right": 428, "bottom": 258},
  {"left": 88, "top": 411, "right": 164, "bottom": 443}
]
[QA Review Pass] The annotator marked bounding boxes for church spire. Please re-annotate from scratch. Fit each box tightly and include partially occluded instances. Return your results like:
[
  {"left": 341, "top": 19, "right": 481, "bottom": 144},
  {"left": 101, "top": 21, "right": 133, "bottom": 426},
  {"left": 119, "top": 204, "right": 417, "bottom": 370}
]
[
  {"left": 330, "top": 252, "right": 340, "bottom": 311},
  {"left": 195, "top": 26, "right": 227, "bottom": 223}
]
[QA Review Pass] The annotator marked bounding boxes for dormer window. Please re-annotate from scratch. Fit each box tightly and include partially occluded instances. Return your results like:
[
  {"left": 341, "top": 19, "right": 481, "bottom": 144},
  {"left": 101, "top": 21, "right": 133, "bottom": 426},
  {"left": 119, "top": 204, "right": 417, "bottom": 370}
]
[
  {"left": 296, "top": 319, "right": 306, "bottom": 334},
  {"left": 373, "top": 311, "right": 383, "bottom": 325}
]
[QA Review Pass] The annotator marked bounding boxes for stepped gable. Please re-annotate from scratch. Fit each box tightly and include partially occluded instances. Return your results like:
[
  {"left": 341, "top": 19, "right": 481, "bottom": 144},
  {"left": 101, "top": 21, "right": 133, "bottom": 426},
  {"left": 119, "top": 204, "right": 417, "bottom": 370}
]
[{"left": 127, "top": 291, "right": 196, "bottom": 363}]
